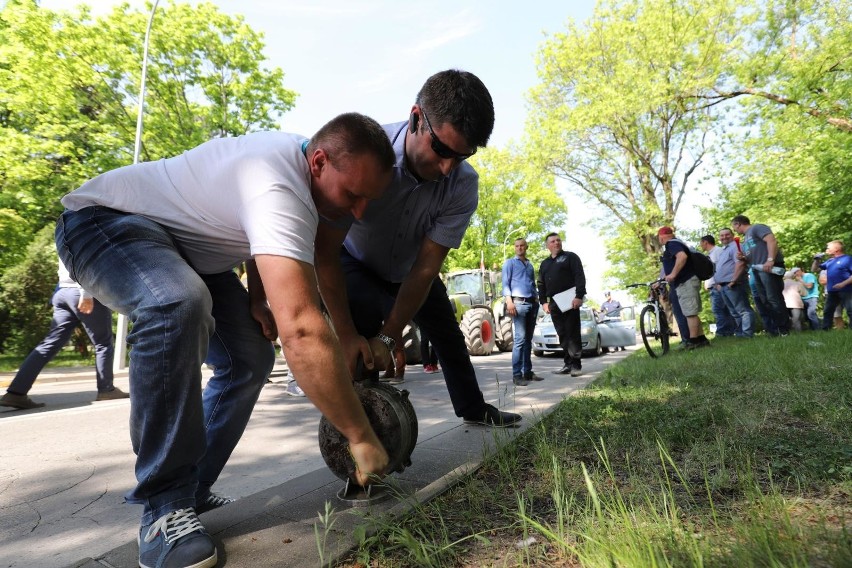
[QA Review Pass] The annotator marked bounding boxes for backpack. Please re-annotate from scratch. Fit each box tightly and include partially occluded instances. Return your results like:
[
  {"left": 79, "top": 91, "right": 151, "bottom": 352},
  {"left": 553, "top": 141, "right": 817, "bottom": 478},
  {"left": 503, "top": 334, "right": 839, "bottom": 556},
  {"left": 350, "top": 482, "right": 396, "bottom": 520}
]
[
  {"left": 690, "top": 251, "right": 715, "bottom": 280},
  {"left": 669, "top": 238, "right": 715, "bottom": 280}
]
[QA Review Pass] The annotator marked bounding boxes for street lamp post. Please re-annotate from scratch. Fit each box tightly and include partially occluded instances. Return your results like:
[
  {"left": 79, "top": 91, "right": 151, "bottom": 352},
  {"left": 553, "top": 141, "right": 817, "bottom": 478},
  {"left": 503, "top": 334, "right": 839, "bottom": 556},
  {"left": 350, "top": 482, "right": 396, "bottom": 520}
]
[{"left": 115, "top": 0, "right": 160, "bottom": 372}]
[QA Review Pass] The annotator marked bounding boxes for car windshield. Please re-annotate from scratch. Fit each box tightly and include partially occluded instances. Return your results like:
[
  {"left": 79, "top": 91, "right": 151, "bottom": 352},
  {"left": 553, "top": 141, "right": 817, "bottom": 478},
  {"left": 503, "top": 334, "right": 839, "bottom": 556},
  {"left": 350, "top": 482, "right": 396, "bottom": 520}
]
[{"left": 446, "top": 273, "right": 485, "bottom": 304}]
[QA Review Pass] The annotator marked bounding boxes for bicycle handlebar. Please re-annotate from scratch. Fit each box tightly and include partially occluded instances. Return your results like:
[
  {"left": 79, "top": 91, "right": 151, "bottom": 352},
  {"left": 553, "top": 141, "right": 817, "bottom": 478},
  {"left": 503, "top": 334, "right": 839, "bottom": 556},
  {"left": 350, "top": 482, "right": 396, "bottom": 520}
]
[{"left": 625, "top": 278, "right": 666, "bottom": 289}]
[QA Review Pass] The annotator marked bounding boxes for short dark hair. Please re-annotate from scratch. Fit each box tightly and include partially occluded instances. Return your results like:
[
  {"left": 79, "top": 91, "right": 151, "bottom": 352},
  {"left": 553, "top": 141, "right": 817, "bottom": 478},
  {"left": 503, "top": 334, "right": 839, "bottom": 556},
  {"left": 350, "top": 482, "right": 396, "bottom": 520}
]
[
  {"left": 732, "top": 215, "right": 751, "bottom": 225},
  {"left": 700, "top": 235, "right": 715, "bottom": 246},
  {"left": 416, "top": 69, "right": 495, "bottom": 149},
  {"left": 307, "top": 112, "right": 395, "bottom": 171},
  {"left": 545, "top": 232, "right": 560, "bottom": 241}
]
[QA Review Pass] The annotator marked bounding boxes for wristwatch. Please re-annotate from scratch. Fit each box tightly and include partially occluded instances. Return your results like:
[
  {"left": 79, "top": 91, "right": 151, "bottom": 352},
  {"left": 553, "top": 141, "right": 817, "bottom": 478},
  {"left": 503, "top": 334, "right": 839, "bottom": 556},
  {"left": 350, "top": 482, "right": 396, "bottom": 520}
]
[{"left": 375, "top": 332, "right": 396, "bottom": 352}]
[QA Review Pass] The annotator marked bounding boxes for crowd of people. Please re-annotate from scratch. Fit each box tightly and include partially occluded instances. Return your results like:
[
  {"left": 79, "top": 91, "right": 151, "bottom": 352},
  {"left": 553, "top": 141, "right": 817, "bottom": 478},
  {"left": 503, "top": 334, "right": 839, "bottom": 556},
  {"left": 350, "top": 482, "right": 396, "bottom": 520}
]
[{"left": 680, "top": 216, "right": 851, "bottom": 341}]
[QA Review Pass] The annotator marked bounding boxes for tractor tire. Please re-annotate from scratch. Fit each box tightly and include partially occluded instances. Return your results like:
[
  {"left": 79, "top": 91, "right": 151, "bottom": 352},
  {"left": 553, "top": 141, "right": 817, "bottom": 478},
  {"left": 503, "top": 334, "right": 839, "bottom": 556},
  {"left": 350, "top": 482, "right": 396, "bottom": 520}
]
[
  {"left": 461, "top": 307, "right": 496, "bottom": 356},
  {"left": 495, "top": 316, "right": 513, "bottom": 352},
  {"left": 402, "top": 322, "right": 422, "bottom": 365}
]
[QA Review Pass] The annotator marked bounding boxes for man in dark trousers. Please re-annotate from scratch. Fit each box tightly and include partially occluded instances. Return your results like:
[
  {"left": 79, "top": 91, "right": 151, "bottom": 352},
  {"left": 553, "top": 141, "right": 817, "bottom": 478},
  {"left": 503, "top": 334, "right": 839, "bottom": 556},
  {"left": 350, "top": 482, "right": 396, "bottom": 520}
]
[
  {"left": 314, "top": 70, "right": 521, "bottom": 428},
  {"left": 537, "top": 232, "right": 587, "bottom": 377}
]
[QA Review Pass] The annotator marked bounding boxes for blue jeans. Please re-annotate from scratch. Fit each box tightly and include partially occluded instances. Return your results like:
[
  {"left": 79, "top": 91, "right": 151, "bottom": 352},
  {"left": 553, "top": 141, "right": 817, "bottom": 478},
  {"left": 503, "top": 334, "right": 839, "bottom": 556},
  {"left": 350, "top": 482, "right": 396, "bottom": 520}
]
[
  {"left": 9, "top": 287, "right": 114, "bottom": 394},
  {"left": 719, "top": 283, "right": 756, "bottom": 337},
  {"left": 709, "top": 287, "right": 736, "bottom": 336},
  {"left": 510, "top": 300, "right": 538, "bottom": 377},
  {"left": 802, "top": 297, "right": 820, "bottom": 330},
  {"left": 822, "top": 290, "right": 852, "bottom": 330},
  {"left": 56, "top": 207, "right": 274, "bottom": 525},
  {"left": 340, "top": 249, "right": 486, "bottom": 417},
  {"left": 750, "top": 269, "right": 790, "bottom": 334}
]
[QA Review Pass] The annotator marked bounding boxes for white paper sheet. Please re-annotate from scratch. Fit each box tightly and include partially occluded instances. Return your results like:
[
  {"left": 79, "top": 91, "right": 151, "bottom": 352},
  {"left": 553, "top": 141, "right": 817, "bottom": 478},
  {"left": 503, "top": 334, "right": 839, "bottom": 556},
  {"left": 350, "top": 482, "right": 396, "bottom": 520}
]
[{"left": 552, "top": 287, "right": 577, "bottom": 311}]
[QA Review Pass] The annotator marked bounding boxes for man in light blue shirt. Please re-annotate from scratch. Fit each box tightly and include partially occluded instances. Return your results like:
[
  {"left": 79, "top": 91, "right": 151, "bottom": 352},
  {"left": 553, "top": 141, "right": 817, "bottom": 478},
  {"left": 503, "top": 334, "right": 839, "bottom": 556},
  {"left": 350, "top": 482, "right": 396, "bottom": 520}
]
[
  {"left": 502, "top": 238, "right": 541, "bottom": 386},
  {"left": 714, "top": 228, "right": 756, "bottom": 337}
]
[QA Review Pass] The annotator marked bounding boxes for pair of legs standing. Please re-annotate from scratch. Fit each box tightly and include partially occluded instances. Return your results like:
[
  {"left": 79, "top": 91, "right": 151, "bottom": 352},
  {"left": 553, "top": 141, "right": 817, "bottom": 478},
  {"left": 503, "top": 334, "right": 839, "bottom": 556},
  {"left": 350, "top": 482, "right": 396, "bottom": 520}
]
[
  {"left": 3, "top": 287, "right": 117, "bottom": 409},
  {"left": 719, "top": 283, "right": 756, "bottom": 337},
  {"left": 510, "top": 300, "right": 539, "bottom": 382},
  {"left": 750, "top": 269, "right": 791, "bottom": 335},
  {"left": 550, "top": 305, "right": 582, "bottom": 372}
]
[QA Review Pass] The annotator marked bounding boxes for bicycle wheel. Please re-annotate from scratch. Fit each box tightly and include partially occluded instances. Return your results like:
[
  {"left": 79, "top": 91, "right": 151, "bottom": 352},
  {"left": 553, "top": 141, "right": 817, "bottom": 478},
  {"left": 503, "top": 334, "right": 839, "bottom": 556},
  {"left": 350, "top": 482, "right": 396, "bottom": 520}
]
[{"left": 640, "top": 304, "right": 668, "bottom": 358}]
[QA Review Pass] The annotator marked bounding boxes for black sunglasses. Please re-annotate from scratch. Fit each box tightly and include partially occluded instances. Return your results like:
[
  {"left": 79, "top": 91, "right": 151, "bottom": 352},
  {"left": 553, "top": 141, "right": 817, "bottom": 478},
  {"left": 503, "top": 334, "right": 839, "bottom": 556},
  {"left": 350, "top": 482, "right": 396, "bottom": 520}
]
[{"left": 420, "top": 108, "right": 476, "bottom": 161}]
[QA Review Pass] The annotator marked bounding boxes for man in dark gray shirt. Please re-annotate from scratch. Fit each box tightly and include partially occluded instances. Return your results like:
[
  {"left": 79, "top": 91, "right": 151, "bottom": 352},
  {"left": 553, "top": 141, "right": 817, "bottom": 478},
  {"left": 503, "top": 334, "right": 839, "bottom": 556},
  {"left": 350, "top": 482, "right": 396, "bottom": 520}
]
[{"left": 315, "top": 70, "right": 521, "bottom": 428}]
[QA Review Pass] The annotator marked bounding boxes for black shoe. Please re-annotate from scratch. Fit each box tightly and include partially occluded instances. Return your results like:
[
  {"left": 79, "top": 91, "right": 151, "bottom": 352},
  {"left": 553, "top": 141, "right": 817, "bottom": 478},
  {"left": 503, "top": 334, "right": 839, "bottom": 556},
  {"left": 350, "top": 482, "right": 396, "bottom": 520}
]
[
  {"left": 512, "top": 376, "right": 529, "bottom": 386},
  {"left": 463, "top": 404, "right": 522, "bottom": 428},
  {"left": 524, "top": 372, "right": 544, "bottom": 382},
  {"left": 684, "top": 337, "right": 711, "bottom": 350},
  {"left": 553, "top": 366, "right": 572, "bottom": 375}
]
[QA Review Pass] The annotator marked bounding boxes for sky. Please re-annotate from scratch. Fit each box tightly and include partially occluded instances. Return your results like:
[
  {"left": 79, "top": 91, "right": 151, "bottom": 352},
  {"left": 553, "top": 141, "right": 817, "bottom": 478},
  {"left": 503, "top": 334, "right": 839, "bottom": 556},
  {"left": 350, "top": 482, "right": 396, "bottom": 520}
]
[{"left": 40, "top": 0, "right": 632, "bottom": 301}]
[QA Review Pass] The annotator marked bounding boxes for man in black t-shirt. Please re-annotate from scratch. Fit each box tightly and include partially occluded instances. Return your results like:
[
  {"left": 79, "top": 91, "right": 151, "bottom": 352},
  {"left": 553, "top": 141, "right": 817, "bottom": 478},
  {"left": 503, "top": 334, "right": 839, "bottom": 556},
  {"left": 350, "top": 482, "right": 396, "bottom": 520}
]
[
  {"left": 538, "top": 232, "right": 587, "bottom": 375},
  {"left": 658, "top": 226, "right": 710, "bottom": 349}
]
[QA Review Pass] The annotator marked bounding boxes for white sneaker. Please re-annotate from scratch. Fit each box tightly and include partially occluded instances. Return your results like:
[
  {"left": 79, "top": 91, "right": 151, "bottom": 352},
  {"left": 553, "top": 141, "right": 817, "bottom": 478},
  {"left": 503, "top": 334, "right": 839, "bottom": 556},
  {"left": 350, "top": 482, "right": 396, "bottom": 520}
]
[{"left": 284, "top": 381, "right": 305, "bottom": 397}]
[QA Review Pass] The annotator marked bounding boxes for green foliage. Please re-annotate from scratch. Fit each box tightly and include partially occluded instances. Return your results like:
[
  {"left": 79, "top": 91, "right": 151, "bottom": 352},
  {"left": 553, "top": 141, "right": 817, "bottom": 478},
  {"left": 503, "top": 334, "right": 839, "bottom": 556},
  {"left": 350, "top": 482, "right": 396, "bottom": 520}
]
[
  {"left": 445, "top": 144, "right": 568, "bottom": 271},
  {"left": 528, "top": 0, "right": 851, "bottom": 295},
  {"left": 528, "top": 0, "right": 744, "bottom": 275},
  {"left": 0, "top": 0, "right": 297, "bottom": 270},
  {"left": 0, "top": 225, "right": 58, "bottom": 353}
]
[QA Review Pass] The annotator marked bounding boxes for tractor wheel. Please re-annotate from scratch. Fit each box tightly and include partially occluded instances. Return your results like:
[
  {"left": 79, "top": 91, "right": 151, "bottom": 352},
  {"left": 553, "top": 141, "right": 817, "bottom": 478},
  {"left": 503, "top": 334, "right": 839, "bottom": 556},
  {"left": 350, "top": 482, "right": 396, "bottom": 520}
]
[
  {"left": 402, "top": 322, "right": 422, "bottom": 365},
  {"left": 461, "top": 308, "right": 496, "bottom": 356},
  {"left": 495, "top": 316, "right": 513, "bottom": 352}
]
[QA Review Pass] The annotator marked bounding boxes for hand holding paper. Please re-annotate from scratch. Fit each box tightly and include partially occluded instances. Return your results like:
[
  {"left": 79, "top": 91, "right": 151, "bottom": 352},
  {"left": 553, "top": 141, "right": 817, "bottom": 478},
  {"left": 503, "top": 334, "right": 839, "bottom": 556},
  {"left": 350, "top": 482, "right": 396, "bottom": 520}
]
[{"left": 552, "top": 287, "right": 577, "bottom": 311}]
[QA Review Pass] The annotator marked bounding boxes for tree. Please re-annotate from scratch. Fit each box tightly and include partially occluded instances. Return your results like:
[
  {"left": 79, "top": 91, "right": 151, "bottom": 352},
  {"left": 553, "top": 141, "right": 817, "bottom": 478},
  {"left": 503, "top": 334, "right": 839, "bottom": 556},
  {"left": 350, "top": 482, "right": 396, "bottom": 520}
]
[
  {"left": 702, "top": 0, "right": 852, "bottom": 269},
  {"left": 527, "top": 0, "right": 745, "bottom": 286},
  {"left": 0, "top": 0, "right": 297, "bottom": 270},
  {"left": 445, "top": 145, "right": 568, "bottom": 272},
  {"left": 707, "top": 0, "right": 852, "bottom": 133},
  {"left": 0, "top": 0, "right": 297, "bottom": 352}
]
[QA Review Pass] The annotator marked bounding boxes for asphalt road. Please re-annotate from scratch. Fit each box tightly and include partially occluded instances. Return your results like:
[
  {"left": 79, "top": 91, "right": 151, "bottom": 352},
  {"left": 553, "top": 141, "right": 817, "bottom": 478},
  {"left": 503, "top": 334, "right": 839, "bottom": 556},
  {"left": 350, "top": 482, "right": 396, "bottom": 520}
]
[{"left": 0, "top": 348, "right": 633, "bottom": 568}]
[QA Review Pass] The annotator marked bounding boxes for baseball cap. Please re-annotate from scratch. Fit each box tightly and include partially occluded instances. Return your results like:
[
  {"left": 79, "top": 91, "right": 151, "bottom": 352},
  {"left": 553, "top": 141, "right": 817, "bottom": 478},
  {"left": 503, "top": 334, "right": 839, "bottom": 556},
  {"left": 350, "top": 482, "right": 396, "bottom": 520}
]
[{"left": 657, "top": 226, "right": 674, "bottom": 236}]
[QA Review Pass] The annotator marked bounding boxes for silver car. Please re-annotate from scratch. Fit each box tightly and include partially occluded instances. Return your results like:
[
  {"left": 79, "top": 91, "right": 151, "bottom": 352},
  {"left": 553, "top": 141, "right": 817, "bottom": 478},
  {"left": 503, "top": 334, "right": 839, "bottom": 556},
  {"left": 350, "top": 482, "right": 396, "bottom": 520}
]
[{"left": 532, "top": 306, "right": 636, "bottom": 357}]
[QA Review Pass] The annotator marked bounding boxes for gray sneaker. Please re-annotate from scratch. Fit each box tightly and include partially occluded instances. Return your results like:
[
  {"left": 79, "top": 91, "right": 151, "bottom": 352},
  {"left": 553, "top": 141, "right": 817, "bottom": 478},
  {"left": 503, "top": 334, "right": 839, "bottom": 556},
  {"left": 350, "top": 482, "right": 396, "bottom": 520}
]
[
  {"left": 284, "top": 381, "right": 306, "bottom": 397},
  {"left": 138, "top": 508, "right": 216, "bottom": 568},
  {"left": 0, "top": 392, "right": 45, "bottom": 410}
]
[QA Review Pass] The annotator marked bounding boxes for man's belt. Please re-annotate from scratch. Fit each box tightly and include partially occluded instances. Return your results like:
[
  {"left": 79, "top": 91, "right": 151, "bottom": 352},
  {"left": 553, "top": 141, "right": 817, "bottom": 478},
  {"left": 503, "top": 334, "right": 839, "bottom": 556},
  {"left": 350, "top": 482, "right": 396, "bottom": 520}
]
[{"left": 512, "top": 296, "right": 536, "bottom": 303}]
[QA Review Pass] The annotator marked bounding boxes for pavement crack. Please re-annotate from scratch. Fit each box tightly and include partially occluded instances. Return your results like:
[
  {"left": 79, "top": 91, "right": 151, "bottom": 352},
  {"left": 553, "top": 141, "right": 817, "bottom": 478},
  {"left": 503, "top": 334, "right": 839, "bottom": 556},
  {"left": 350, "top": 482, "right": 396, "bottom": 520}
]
[{"left": 72, "top": 487, "right": 108, "bottom": 516}]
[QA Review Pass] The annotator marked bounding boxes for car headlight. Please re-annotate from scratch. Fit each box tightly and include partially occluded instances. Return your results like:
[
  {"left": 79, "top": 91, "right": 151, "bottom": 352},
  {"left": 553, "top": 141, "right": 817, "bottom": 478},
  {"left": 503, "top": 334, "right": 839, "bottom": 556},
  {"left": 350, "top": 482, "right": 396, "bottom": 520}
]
[{"left": 581, "top": 326, "right": 594, "bottom": 335}]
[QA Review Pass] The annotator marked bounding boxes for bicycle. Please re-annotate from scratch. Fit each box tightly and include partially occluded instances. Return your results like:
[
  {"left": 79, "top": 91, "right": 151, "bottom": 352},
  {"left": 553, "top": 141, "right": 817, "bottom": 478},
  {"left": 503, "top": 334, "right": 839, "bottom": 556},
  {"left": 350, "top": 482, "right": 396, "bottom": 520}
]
[{"left": 626, "top": 278, "right": 674, "bottom": 358}]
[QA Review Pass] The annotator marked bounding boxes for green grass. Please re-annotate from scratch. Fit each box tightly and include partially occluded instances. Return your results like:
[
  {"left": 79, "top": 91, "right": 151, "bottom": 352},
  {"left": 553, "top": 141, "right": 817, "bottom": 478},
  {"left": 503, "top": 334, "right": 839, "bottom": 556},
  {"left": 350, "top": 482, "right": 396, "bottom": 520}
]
[
  {"left": 335, "top": 332, "right": 852, "bottom": 567},
  {"left": 0, "top": 348, "right": 96, "bottom": 372}
]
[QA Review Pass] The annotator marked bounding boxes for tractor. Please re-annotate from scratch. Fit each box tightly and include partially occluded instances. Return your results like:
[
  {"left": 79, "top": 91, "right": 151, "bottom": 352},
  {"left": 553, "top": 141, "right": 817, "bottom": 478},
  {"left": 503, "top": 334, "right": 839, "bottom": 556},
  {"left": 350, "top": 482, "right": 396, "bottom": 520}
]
[
  {"left": 445, "top": 269, "right": 513, "bottom": 356},
  {"left": 398, "top": 269, "right": 513, "bottom": 364}
]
